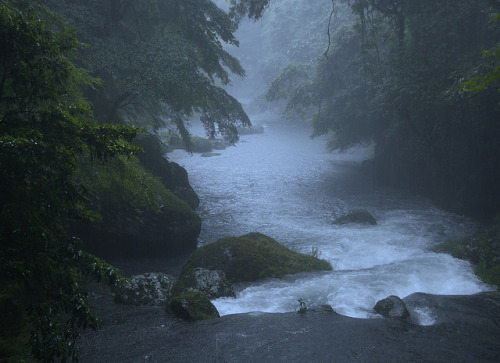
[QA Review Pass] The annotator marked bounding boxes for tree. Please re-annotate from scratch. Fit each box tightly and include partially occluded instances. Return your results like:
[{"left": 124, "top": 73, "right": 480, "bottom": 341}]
[
  {"left": 39, "top": 0, "right": 271, "bottom": 147},
  {"left": 265, "top": 0, "right": 500, "bottom": 218},
  {"left": 0, "top": 1, "right": 142, "bottom": 360}
]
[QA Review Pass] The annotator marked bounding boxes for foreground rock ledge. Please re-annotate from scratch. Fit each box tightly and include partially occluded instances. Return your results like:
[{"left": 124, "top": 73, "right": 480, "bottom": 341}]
[{"left": 79, "top": 292, "right": 500, "bottom": 362}]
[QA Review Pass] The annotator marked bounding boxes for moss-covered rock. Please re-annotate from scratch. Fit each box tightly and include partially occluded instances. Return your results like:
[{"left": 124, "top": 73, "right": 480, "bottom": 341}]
[
  {"left": 134, "top": 134, "right": 200, "bottom": 209},
  {"left": 167, "top": 291, "right": 220, "bottom": 321},
  {"left": 181, "top": 233, "right": 332, "bottom": 283},
  {"left": 333, "top": 210, "right": 377, "bottom": 226},
  {"left": 113, "top": 273, "right": 178, "bottom": 306},
  {"left": 73, "top": 155, "right": 201, "bottom": 258},
  {"left": 434, "top": 215, "right": 500, "bottom": 289},
  {"left": 179, "top": 268, "right": 235, "bottom": 299}
]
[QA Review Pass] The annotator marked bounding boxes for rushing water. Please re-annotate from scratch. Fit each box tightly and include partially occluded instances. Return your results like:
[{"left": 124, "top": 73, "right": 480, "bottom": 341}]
[{"left": 169, "top": 112, "right": 492, "bottom": 324}]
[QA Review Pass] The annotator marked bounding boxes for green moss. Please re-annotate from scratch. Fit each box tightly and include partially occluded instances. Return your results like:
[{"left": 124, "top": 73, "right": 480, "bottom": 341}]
[
  {"left": 434, "top": 215, "right": 500, "bottom": 289},
  {"left": 167, "top": 291, "right": 220, "bottom": 321},
  {"left": 74, "top": 154, "right": 201, "bottom": 257},
  {"left": 181, "top": 233, "right": 332, "bottom": 283}
]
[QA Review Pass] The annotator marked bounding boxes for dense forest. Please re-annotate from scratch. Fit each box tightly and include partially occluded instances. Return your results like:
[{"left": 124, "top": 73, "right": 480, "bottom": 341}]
[
  {"left": 1, "top": 0, "right": 499, "bottom": 361},
  {"left": 264, "top": 0, "right": 500, "bottom": 220}
]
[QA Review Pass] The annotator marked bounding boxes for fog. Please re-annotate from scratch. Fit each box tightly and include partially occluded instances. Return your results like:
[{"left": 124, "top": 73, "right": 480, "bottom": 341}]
[{"left": 170, "top": 115, "right": 491, "bottom": 323}]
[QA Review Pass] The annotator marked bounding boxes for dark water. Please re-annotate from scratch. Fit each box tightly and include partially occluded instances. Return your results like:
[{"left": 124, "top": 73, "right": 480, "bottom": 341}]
[{"left": 169, "top": 111, "right": 492, "bottom": 324}]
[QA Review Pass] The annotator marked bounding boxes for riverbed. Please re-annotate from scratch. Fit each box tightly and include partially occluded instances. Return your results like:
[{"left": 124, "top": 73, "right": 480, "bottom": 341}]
[{"left": 169, "top": 112, "right": 493, "bottom": 323}]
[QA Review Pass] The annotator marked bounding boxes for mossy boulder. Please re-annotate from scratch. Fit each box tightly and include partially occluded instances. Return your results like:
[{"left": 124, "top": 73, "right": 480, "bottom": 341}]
[
  {"left": 374, "top": 295, "right": 410, "bottom": 320},
  {"left": 134, "top": 134, "right": 200, "bottom": 209},
  {"left": 73, "top": 155, "right": 201, "bottom": 258},
  {"left": 113, "top": 273, "right": 178, "bottom": 306},
  {"left": 181, "top": 233, "right": 332, "bottom": 283},
  {"left": 333, "top": 210, "right": 377, "bottom": 226},
  {"left": 179, "top": 268, "right": 235, "bottom": 299},
  {"left": 168, "top": 291, "right": 220, "bottom": 321}
]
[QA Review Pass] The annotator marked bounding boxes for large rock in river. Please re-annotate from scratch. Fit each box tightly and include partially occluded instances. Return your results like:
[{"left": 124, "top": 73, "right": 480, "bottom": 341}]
[
  {"left": 76, "top": 192, "right": 201, "bottom": 258},
  {"left": 134, "top": 134, "right": 200, "bottom": 209},
  {"left": 237, "top": 124, "right": 264, "bottom": 135},
  {"left": 181, "top": 232, "right": 332, "bottom": 283},
  {"left": 333, "top": 210, "right": 377, "bottom": 225}
]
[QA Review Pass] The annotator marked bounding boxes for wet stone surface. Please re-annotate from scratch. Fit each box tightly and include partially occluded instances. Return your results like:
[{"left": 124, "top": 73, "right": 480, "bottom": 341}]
[{"left": 77, "top": 292, "right": 500, "bottom": 362}]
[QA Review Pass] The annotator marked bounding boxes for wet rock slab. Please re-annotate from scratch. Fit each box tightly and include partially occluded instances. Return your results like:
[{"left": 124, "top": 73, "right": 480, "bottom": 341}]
[{"left": 78, "top": 292, "right": 500, "bottom": 362}]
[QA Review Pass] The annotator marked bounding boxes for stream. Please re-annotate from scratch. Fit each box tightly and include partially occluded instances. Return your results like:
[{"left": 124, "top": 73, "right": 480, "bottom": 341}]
[{"left": 168, "top": 111, "right": 492, "bottom": 325}]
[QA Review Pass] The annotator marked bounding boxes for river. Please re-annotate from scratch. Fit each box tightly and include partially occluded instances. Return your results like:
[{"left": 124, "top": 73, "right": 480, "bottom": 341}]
[{"left": 168, "top": 111, "right": 492, "bottom": 325}]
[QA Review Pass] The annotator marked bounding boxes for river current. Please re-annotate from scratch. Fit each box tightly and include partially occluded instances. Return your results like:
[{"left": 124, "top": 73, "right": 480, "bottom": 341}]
[{"left": 169, "top": 112, "right": 492, "bottom": 324}]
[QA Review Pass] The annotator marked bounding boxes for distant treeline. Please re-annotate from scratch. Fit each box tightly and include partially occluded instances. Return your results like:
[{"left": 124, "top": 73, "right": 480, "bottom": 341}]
[{"left": 265, "top": 0, "right": 500, "bottom": 219}]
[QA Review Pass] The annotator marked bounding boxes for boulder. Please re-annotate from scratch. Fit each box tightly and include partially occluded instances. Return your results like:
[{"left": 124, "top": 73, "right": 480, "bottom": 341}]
[
  {"left": 134, "top": 133, "right": 200, "bottom": 209},
  {"left": 168, "top": 290, "right": 220, "bottom": 321},
  {"left": 76, "top": 194, "right": 201, "bottom": 258},
  {"left": 333, "top": 210, "right": 377, "bottom": 226},
  {"left": 114, "top": 273, "right": 177, "bottom": 306},
  {"left": 201, "top": 152, "right": 221, "bottom": 157},
  {"left": 190, "top": 137, "right": 213, "bottom": 153},
  {"left": 374, "top": 295, "right": 410, "bottom": 320},
  {"left": 179, "top": 268, "right": 235, "bottom": 299},
  {"left": 181, "top": 232, "right": 332, "bottom": 283},
  {"left": 237, "top": 124, "right": 264, "bottom": 135}
]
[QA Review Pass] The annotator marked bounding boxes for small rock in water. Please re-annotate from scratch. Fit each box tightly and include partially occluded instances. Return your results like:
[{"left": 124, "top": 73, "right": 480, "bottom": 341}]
[
  {"left": 333, "top": 210, "right": 377, "bottom": 225},
  {"left": 374, "top": 295, "right": 410, "bottom": 320},
  {"left": 179, "top": 267, "right": 235, "bottom": 299}
]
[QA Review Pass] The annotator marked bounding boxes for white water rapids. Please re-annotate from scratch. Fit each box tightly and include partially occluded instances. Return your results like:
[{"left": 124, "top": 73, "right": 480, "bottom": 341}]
[{"left": 169, "top": 112, "right": 492, "bottom": 324}]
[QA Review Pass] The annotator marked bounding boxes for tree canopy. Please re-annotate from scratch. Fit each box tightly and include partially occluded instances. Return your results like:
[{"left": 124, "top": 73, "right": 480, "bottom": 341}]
[
  {"left": 265, "top": 0, "right": 500, "bottom": 218},
  {"left": 38, "top": 0, "right": 271, "bottom": 146},
  {"left": 0, "top": 1, "right": 271, "bottom": 360}
]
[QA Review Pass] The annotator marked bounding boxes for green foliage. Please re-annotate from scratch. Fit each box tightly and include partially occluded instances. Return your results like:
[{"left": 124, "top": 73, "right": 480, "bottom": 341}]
[
  {"left": 167, "top": 290, "right": 220, "bottom": 321},
  {"left": 76, "top": 154, "right": 172, "bottom": 216},
  {"left": 266, "top": 0, "right": 500, "bottom": 218},
  {"left": 229, "top": 0, "right": 271, "bottom": 21},
  {"left": 73, "top": 152, "right": 201, "bottom": 258},
  {"left": 435, "top": 215, "right": 500, "bottom": 289},
  {"left": 0, "top": 1, "right": 139, "bottom": 360},
  {"left": 460, "top": 12, "right": 500, "bottom": 105},
  {"left": 181, "top": 232, "right": 332, "bottom": 283},
  {"left": 40, "top": 0, "right": 252, "bottom": 143}
]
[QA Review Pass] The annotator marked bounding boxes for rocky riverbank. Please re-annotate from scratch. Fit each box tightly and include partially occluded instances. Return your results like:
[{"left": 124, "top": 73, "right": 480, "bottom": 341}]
[{"left": 77, "top": 290, "right": 500, "bottom": 362}]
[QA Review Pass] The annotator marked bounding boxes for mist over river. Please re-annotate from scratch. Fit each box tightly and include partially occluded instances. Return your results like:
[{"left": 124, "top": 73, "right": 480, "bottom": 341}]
[{"left": 169, "top": 111, "right": 493, "bottom": 324}]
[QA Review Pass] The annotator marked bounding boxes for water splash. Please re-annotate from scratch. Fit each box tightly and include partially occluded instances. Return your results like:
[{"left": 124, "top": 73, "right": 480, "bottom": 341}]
[{"left": 169, "top": 118, "right": 492, "bottom": 322}]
